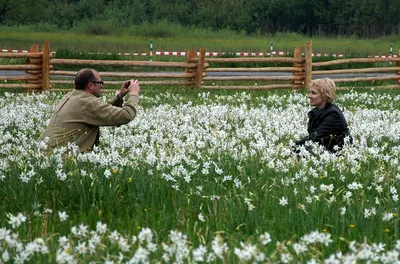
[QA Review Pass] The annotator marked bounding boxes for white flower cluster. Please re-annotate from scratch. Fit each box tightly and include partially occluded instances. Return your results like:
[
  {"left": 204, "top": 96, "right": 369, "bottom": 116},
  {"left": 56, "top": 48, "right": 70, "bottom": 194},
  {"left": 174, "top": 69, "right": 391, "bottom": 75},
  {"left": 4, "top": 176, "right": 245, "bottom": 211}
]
[
  {"left": 1, "top": 222, "right": 400, "bottom": 263},
  {"left": 1, "top": 90, "right": 400, "bottom": 262}
]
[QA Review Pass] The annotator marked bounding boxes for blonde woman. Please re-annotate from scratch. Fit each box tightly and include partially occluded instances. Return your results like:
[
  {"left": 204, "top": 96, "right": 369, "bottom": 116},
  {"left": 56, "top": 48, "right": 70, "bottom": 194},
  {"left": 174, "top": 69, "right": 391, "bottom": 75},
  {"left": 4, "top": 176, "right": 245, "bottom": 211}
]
[{"left": 295, "top": 78, "right": 352, "bottom": 153}]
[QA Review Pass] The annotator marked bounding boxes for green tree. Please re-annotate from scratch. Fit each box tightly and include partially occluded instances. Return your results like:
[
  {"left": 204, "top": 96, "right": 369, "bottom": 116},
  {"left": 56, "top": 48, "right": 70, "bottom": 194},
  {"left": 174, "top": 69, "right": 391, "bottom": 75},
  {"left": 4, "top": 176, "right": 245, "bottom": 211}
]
[
  {"left": 1, "top": 0, "right": 399, "bottom": 38},
  {"left": 149, "top": 0, "right": 195, "bottom": 26},
  {"left": 0, "top": 0, "right": 47, "bottom": 24}
]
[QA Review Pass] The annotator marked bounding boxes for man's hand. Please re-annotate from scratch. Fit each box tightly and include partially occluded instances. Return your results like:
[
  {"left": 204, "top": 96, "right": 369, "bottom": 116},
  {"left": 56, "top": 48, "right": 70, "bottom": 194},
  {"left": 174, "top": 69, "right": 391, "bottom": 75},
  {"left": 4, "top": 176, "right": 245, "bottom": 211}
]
[
  {"left": 128, "top": 79, "right": 140, "bottom": 96},
  {"left": 117, "top": 80, "right": 130, "bottom": 98},
  {"left": 118, "top": 79, "right": 140, "bottom": 98}
]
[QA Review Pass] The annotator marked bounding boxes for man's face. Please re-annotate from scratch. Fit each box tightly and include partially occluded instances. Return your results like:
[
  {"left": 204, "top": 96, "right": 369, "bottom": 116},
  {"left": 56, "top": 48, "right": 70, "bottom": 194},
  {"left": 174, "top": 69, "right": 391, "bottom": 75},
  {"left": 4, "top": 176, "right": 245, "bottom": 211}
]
[{"left": 88, "top": 71, "right": 103, "bottom": 97}]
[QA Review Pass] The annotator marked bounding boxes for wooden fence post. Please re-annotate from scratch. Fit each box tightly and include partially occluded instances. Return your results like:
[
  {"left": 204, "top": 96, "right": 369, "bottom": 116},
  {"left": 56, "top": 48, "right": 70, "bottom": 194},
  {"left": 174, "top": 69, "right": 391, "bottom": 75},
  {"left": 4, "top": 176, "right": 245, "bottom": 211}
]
[
  {"left": 26, "top": 44, "right": 41, "bottom": 89},
  {"left": 292, "top": 46, "right": 303, "bottom": 87},
  {"left": 42, "top": 40, "right": 51, "bottom": 91},
  {"left": 194, "top": 47, "right": 206, "bottom": 88},
  {"left": 304, "top": 40, "right": 312, "bottom": 89},
  {"left": 185, "top": 49, "right": 196, "bottom": 88},
  {"left": 26, "top": 43, "right": 38, "bottom": 67},
  {"left": 397, "top": 49, "right": 400, "bottom": 85}
]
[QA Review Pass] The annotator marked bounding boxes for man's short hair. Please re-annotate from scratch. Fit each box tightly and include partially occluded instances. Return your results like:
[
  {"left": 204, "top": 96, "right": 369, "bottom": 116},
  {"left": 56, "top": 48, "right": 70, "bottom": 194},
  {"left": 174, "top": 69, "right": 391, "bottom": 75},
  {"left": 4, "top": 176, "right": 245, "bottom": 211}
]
[
  {"left": 310, "top": 78, "right": 336, "bottom": 103},
  {"left": 75, "top": 68, "right": 96, "bottom": 90}
]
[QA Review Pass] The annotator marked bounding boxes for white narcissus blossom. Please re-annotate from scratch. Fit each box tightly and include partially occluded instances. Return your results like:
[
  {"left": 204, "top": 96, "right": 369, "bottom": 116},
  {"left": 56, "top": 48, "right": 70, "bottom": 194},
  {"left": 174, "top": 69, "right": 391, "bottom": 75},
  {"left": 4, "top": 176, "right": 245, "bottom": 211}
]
[
  {"left": 7, "top": 213, "right": 26, "bottom": 229},
  {"left": 58, "top": 211, "right": 69, "bottom": 222},
  {"left": 104, "top": 169, "right": 112, "bottom": 179},
  {"left": 193, "top": 244, "right": 207, "bottom": 262},
  {"left": 211, "top": 235, "right": 228, "bottom": 259},
  {"left": 109, "top": 230, "right": 120, "bottom": 242},
  {"left": 364, "top": 208, "right": 372, "bottom": 218},
  {"left": 75, "top": 241, "right": 87, "bottom": 255},
  {"left": 259, "top": 232, "right": 272, "bottom": 245},
  {"left": 138, "top": 227, "right": 153, "bottom": 244},
  {"left": 234, "top": 242, "right": 258, "bottom": 261},
  {"left": 2, "top": 250, "right": 10, "bottom": 262},
  {"left": 293, "top": 242, "right": 308, "bottom": 254},
  {"left": 96, "top": 222, "right": 107, "bottom": 234},
  {"left": 118, "top": 236, "right": 130, "bottom": 252},
  {"left": 382, "top": 212, "right": 394, "bottom": 222},
  {"left": 198, "top": 213, "right": 205, "bottom": 222},
  {"left": 71, "top": 224, "right": 88, "bottom": 238},
  {"left": 279, "top": 196, "right": 288, "bottom": 206}
]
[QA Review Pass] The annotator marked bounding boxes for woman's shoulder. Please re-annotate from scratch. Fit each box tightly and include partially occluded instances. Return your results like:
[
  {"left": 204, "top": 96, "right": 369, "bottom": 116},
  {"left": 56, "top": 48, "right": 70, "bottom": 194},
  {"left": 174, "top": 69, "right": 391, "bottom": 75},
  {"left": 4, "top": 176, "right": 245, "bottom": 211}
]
[
  {"left": 325, "top": 103, "right": 342, "bottom": 113},
  {"left": 321, "top": 104, "right": 347, "bottom": 120}
]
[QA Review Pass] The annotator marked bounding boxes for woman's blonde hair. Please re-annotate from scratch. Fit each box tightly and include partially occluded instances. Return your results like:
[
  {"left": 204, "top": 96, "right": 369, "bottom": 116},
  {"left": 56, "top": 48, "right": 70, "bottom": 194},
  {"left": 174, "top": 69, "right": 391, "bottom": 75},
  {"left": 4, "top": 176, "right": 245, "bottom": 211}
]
[{"left": 310, "top": 78, "right": 336, "bottom": 103}]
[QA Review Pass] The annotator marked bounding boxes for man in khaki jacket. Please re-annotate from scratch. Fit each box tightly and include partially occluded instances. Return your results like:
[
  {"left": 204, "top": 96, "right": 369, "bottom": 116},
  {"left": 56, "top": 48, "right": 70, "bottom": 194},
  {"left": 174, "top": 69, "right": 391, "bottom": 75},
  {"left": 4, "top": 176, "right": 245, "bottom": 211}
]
[{"left": 40, "top": 68, "right": 140, "bottom": 152}]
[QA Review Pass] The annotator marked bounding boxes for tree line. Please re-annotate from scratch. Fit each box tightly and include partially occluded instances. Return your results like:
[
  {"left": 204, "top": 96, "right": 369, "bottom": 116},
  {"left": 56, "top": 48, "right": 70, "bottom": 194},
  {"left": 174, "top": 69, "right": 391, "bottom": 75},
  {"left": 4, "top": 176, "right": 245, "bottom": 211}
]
[{"left": 1, "top": 0, "right": 399, "bottom": 38}]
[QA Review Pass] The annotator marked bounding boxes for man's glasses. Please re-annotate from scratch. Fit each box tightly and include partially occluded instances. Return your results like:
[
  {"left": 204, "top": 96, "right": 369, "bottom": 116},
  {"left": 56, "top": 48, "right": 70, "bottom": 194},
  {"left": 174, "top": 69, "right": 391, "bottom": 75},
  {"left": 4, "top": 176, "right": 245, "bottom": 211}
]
[{"left": 89, "top": 81, "right": 104, "bottom": 85}]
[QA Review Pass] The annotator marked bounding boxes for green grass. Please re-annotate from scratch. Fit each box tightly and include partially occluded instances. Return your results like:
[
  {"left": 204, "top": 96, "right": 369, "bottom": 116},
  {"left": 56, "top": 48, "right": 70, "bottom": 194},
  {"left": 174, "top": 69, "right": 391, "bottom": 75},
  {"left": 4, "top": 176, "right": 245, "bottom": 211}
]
[{"left": 1, "top": 24, "right": 399, "bottom": 56}]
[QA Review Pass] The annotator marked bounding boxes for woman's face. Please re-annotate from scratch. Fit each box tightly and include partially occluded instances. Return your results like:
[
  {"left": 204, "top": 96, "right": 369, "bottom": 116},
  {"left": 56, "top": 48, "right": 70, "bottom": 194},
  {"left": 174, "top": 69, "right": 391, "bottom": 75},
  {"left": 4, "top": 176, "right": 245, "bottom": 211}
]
[{"left": 308, "top": 86, "right": 326, "bottom": 109}]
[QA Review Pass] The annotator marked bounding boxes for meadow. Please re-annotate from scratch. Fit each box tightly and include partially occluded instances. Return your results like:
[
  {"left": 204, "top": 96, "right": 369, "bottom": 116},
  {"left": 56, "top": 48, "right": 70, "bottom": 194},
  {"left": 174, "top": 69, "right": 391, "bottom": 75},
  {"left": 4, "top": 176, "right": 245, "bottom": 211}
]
[
  {"left": 1, "top": 25, "right": 400, "bottom": 262},
  {"left": 1, "top": 23, "right": 399, "bottom": 56},
  {"left": 0, "top": 86, "right": 400, "bottom": 263}
]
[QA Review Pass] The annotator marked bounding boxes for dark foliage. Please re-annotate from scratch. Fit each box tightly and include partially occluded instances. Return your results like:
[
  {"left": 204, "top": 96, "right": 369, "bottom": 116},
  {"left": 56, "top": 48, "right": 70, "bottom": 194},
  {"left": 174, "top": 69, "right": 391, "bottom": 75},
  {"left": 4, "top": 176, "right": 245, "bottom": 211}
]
[{"left": 1, "top": 0, "right": 399, "bottom": 38}]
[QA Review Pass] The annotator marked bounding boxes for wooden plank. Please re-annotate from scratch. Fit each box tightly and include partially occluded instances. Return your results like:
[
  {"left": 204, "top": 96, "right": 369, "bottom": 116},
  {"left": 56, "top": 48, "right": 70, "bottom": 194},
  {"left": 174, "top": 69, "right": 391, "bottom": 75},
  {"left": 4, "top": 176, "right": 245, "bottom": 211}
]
[
  {"left": 333, "top": 75, "right": 400, "bottom": 83},
  {"left": 51, "top": 59, "right": 197, "bottom": 68},
  {"left": 25, "top": 70, "right": 42, "bottom": 75},
  {"left": 49, "top": 70, "right": 195, "bottom": 78},
  {"left": 49, "top": 70, "right": 78, "bottom": 76},
  {"left": 292, "top": 46, "right": 303, "bottom": 86},
  {"left": 42, "top": 40, "right": 51, "bottom": 91},
  {"left": 185, "top": 49, "right": 196, "bottom": 87},
  {"left": 51, "top": 80, "right": 187, "bottom": 85},
  {"left": 0, "top": 83, "right": 42, "bottom": 88},
  {"left": 203, "top": 76, "right": 299, "bottom": 81},
  {"left": 0, "top": 52, "right": 42, "bottom": 58},
  {"left": 0, "top": 65, "right": 42, "bottom": 70},
  {"left": 304, "top": 41, "right": 312, "bottom": 89},
  {"left": 397, "top": 49, "right": 400, "bottom": 85},
  {"left": 206, "top": 67, "right": 301, "bottom": 72},
  {"left": 336, "top": 85, "right": 400, "bottom": 90},
  {"left": 201, "top": 84, "right": 303, "bottom": 90},
  {"left": 195, "top": 47, "right": 206, "bottom": 88},
  {"left": 313, "top": 57, "right": 400, "bottom": 67},
  {"left": 0, "top": 75, "right": 40, "bottom": 81},
  {"left": 25, "top": 58, "right": 42, "bottom": 64},
  {"left": 26, "top": 44, "right": 41, "bottom": 86},
  {"left": 313, "top": 67, "right": 400, "bottom": 75},
  {"left": 26, "top": 44, "right": 39, "bottom": 66},
  {"left": 196, "top": 57, "right": 304, "bottom": 63}
]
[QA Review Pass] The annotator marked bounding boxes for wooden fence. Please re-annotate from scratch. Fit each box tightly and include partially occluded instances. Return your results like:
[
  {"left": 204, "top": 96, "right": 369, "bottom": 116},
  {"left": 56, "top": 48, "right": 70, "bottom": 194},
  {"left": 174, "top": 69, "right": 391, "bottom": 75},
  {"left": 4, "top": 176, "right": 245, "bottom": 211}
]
[{"left": 1, "top": 40, "right": 400, "bottom": 92}]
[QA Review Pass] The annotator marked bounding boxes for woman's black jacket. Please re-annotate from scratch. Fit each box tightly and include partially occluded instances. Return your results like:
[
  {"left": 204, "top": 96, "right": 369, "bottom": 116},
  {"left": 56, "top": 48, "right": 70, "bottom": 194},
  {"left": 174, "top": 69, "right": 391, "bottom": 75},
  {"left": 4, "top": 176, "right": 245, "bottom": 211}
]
[{"left": 296, "top": 103, "right": 352, "bottom": 152}]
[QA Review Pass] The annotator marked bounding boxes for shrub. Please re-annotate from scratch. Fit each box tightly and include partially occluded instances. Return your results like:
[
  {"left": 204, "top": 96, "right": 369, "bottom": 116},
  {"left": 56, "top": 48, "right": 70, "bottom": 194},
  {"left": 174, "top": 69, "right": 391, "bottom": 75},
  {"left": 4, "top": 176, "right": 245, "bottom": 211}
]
[{"left": 72, "top": 19, "right": 122, "bottom": 36}]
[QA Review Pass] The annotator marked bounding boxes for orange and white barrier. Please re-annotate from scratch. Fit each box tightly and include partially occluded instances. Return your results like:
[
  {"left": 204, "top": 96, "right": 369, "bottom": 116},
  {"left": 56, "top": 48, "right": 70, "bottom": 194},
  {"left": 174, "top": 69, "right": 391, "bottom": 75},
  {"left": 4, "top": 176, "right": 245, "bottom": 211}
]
[{"left": 1, "top": 48, "right": 397, "bottom": 58}]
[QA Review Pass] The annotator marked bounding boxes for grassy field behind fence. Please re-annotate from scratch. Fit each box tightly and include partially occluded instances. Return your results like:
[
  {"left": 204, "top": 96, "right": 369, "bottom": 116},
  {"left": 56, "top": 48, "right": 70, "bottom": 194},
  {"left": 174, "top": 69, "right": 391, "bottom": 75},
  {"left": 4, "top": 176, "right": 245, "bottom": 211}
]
[
  {"left": 1, "top": 25, "right": 400, "bottom": 56},
  {"left": 2, "top": 26, "right": 400, "bottom": 91},
  {"left": 0, "top": 87, "right": 400, "bottom": 263}
]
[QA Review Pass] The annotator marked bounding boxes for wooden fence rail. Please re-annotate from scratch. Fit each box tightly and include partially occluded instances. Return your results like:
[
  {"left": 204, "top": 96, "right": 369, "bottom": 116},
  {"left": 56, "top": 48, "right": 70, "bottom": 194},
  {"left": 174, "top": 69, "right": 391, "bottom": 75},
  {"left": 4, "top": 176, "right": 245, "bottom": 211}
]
[
  {"left": 312, "top": 56, "right": 400, "bottom": 85},
  {"left": 200, "top": 51, "right": 306, "bottom": 90},
  {"left": 0, "top": 40, "right": 400, "bottom": 92}
]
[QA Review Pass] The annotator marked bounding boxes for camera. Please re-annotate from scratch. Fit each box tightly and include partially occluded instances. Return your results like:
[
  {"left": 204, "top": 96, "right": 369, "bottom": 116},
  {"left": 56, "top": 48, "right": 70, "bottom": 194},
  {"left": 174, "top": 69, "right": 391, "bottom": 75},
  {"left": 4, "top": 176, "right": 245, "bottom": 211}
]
[{"left": 125, "top": 81, "right": 131, "bottom": 88}]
